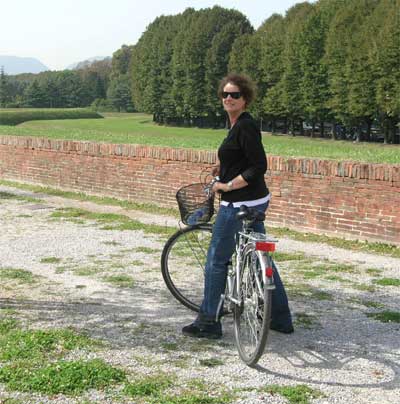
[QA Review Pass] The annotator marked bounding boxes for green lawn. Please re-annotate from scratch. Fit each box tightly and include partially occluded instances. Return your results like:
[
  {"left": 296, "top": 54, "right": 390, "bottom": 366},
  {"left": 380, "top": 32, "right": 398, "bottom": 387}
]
[{"left": 0, "top": 112, "right": 398, "bottom": 164}]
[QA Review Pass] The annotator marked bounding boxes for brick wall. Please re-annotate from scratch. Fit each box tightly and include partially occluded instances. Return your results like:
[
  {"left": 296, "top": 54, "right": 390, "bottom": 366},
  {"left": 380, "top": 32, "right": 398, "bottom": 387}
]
[{"left": 1, "top": 135, "right": 399, "bottom": 245}]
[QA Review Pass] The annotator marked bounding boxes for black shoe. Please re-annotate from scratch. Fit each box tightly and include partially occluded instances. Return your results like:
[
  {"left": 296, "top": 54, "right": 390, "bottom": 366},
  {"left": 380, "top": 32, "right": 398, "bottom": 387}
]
[
  {"left": 270, "top": 323, "right": 294, "bottom": 334},
  {"left": 182, "top": 322, "right": 222, "bottom": 339}
]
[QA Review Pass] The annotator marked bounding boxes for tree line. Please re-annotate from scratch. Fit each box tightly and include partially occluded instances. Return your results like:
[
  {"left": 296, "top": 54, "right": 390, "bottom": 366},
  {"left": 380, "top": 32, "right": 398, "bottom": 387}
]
[
  {"left": 0, "top": 0, "right": 398, "bottom": 143},
  {"left": 129, "top": 0, "right": 399, "bottom": 143},
  {"left": 0, "top": 47, "right": 134, "bottom": 113}
]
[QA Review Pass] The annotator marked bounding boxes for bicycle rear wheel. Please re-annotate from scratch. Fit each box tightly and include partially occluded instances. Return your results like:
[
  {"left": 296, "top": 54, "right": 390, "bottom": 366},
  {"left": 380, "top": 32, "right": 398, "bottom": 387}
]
[
  {"left": 161, "top": 224, "right": 212, "bottom": 312},
  {"left": 233, "top": 244, "right": 272, "bottom": 366}
]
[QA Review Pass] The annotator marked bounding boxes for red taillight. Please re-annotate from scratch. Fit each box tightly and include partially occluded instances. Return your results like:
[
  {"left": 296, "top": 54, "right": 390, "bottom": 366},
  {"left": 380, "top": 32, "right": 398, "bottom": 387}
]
[
  {"left": 255, "top": 241, "right": 275, "bottom": 252},
  {"left": 265, "top": 267, "right": 273, "bottom": 278}
]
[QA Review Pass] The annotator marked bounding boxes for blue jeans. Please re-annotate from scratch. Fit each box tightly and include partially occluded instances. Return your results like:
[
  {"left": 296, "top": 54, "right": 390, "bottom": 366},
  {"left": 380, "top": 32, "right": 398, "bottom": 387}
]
[{"left": 198, "top": 202, "right": 293, "bottom": 329}]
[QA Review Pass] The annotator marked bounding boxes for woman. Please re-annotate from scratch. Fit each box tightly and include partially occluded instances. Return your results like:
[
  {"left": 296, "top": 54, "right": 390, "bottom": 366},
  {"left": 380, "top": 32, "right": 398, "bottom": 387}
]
[{"left": 182, "top": 73, "right": 293, "bottom": 339}]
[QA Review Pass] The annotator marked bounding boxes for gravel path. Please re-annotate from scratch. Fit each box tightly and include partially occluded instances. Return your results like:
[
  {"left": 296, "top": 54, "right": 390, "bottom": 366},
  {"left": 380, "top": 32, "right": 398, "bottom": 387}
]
[{"left": 0, "top": 184, "right": 399, "bottom": 404}]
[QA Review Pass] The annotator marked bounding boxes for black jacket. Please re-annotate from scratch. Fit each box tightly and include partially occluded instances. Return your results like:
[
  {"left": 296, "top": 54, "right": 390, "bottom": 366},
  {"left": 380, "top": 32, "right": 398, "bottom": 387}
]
[{"left": 218, "top": 112, "right": 269, "bottom": 203}]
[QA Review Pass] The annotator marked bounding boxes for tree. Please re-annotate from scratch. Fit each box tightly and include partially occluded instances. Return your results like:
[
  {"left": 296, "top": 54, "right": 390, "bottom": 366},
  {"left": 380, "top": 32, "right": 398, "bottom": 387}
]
[
  {"left": 111, "top": 45, "right": 134, "bottom": 77},
  {"left": 258, "top": 14, "right": 287, "bottom": 130},
  {"left": 371, "top": 0, "right": 400, "bottom": 143},
  {"left": 281, "top": 2, "right": 314, "bottom": 135},
  {"left": 344, "top": 0, "right": 380, "bottom": 141},
  {"left": 228, "top": 32, "right": 264, "bottom": 121},
  {"left": 23, "top": 79, "right": 47, "bottom": 107},
  {"left": 107, "top": 74, "right": 133, "bottom": 111},
  {"left": 298, "top": 5, "right": 331, "bottom": 137},
  {"left": 0, "top": 66, "right": 8, "bottom": 107},
  {"left": 324, "top": 0, "right": 376, "bottom": 132},
  {"left": 55, "top": 71, "right": 85, "bottom": 107}
]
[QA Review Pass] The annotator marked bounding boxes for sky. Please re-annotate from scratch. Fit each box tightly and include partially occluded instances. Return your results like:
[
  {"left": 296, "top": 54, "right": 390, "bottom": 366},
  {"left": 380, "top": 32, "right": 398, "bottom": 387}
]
[{"left": 1, "top": 0, "right": 304, "bottom": 71}]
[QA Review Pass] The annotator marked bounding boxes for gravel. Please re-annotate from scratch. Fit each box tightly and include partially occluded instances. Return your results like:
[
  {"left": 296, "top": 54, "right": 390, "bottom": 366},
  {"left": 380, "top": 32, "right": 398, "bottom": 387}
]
[{"left": 0, "top": 184, "right": 399, "bottom": 404}]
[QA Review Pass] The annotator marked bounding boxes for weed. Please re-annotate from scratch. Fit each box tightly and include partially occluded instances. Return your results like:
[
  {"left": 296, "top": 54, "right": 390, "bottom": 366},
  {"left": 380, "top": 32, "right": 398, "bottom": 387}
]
[
  {"left": 0, "top": 318, "right": 19, "bottom": 333},
  {"left": 103, "top": 274, "right": 135, "bottom": 288},
  {"left": 0, "top": 328, "right": 97, "bottom": 361},
  {"left": 311, "top": 290, "right": 333, "bottom": 301},
  {"left": 131, "top": 322, "right": 151, "bottom": 335},
  {"left": 0, "top": 191, "right": 40, "bottom": 203},
  {"left": 0, "top": 308, "right": 18, "bottom": 316},
  {"left": 40, "top": 256, "right": 62, "bottom": 264},
  {"left": 0, "top": 359, "right": 126, "bottom": 395},
  {"left": 131, "top": 259, "right": 144, "bottom": 266},
  {"left": 73, "top": 266, "right": 102, "bottom": 276},
  {"left": 273, "top": 251, "right": 306, "bottom": 261},
  {"left": 373, "top": 278, "right": 400, "bottom": 287},
  {"left": 360, "top": 300, "right": 385, "bottom": 309},
  {"left": 294, "top": 313, "right": 318, "bottom": 329},
  {"left": 134, "top": 246, "right": 160, "bottom": 254},
  {"left": 324, "top": 275, "right": 349, "bottom": 283},
  {"left": 123, "top": 374, "right": 174, "bottom": 398},
  {"left": 346, "top": 297, "right": 384, "bottom": 309},
  {"left": 0, "top": 268, "right": 37, "bottom": 284},
  {"left": 162, "top": 342, "right": 179, "bottom": 351},
  {"left": 102, "top": 240, "right": 121, "bottom": 246},
  {"left": 0, "top": 398, "right": 24, "bottom": 404},
  {"left": 365, "top": 268, "right": 382, "bottom": 276},
  {"left": 366, "top": 311, "right": 400, "bottom": 323},
  {"left": 287, "top": 284, "right": 333, "bottom": 301},
  {"left": 352, "top": 283, "right": 376, "bottom": 292},
  {"left": 158, "top": 394, "right": 233, "bottom": 404},
  {"left": 55, "top": 266, "right": 68, "bottom": 274},
  {"left": 122, "top": 374, "right": 235, "bottom": 404},
  {"left": 300, "top": 263, "right": 356, "bottom": 279},
  {"left": 262, "top": 384, "right": 324, "bottom": 404},
  {"left": 109, "top": 253, "right": 126, "bottom": 258},
  {"left": 199, "top": 358, "right": 224, "bottom": 367}
]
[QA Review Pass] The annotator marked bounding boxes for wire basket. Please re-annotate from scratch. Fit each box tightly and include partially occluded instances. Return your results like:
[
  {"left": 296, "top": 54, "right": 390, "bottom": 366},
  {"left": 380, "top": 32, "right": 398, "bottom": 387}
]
[{"left": 176, "top": 183, "right": 215, "bottom": 225}]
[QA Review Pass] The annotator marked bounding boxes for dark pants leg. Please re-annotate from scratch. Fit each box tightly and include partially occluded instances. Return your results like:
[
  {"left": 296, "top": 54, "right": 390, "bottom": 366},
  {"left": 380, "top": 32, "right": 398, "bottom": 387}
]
[
  {"left": 198, "top": 202, "right": 293, "bottom": 330},
  {"left": 251, "top": 211, "right": 293, "bottom": 330}
]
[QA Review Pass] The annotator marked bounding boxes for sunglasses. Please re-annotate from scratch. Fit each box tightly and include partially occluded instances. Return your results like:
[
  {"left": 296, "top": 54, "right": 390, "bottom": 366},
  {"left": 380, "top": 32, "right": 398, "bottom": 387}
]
[{"left": 222, "top": 91, "right": 242, "bottom": 99}]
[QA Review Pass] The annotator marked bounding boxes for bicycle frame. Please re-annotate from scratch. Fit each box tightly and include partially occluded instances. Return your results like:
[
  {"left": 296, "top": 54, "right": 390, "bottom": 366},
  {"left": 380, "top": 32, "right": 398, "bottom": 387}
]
[{"left": 216, "top": 219, "right": 277, "bottom": 320}]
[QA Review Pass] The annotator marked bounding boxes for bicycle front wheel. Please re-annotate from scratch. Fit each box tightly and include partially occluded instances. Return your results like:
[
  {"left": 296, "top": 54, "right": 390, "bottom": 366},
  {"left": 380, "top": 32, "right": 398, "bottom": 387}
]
[
  {"left": 161, "top": 224, "right": 212, "bottom": 312},
  {"left": 233, "top": 244, "right": 272, "bottom": 366}
]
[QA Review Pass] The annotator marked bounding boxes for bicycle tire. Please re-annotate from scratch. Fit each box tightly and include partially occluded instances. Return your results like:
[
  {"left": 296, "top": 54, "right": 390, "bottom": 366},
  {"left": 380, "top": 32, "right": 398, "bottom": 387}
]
[
  {"left": 233, "top": 244, "right": 272, "bottom": 366},
  {"left": 161, "top": 224, "right": 212, "bottom": 312}
]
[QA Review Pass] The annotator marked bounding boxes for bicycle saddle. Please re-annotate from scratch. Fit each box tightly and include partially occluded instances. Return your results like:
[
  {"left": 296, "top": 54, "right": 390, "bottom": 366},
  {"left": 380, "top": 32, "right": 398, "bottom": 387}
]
[{"left": 236, "top": 205, "right": 265, "bottom": 222}]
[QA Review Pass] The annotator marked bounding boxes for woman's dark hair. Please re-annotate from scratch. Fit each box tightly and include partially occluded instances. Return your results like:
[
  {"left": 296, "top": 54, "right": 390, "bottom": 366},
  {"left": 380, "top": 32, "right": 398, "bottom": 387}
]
[{"left": 217, "top": 73, "right": 256, "bottom": 106}]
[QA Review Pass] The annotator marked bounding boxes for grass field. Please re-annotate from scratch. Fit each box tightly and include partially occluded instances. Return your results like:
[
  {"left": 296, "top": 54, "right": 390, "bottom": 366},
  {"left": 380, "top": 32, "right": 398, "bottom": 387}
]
[{"left": 0, "top": 112, "right": 398, "bottom": 164}]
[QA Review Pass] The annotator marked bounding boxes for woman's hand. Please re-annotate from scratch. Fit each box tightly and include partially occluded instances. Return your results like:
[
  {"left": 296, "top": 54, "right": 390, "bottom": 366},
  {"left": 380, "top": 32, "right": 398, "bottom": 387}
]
[{"left": 212, "top": 181, "right": 229, "bottom": 193}]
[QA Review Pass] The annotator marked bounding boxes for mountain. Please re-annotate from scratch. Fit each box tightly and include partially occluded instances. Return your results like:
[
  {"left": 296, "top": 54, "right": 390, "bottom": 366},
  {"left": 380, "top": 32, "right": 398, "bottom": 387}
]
[
  {"left": 66, "top": 56, "right": 111, "bottom": 70},
  {"left": 0, "top": 56, "right": 49, "bottom": 74}
]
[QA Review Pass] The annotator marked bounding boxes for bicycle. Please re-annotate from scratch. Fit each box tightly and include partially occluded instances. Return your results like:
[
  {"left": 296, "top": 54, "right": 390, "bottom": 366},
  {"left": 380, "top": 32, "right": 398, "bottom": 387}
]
[{"left": 161, "top": 179, "right": 277, "bottom": 366}]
